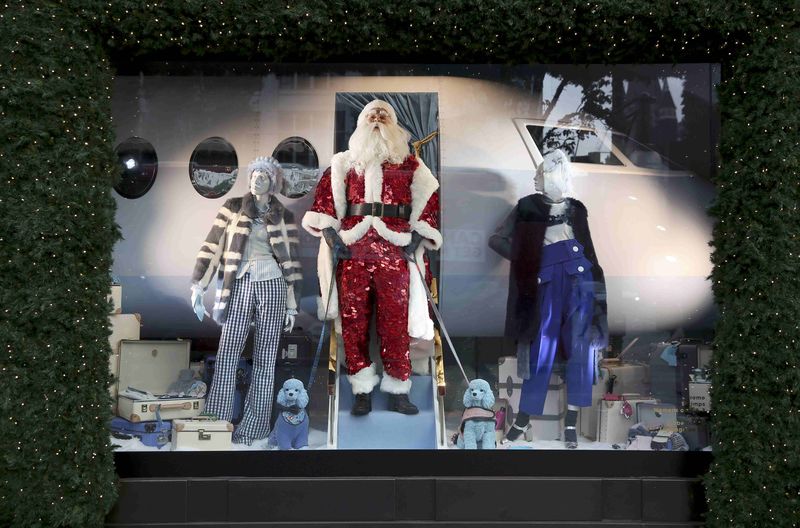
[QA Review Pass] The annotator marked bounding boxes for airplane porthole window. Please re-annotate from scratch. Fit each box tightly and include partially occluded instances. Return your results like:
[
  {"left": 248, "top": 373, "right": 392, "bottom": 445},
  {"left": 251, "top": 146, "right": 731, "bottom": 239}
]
[
  {"left": 114, "top": 137, "right": 158, "bottom": 199},
  {"left": 272, "top": 136, "right": 320, "bottom": 199},
  {"left": 189, "top": 137, "right": 239, "bottom": 199}
]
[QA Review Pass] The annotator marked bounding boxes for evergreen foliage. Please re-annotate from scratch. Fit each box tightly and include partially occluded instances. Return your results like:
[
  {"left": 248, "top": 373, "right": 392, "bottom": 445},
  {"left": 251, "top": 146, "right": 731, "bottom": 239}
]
[{"left": 0, "top": 1, "right": 797, "bottom": 526}]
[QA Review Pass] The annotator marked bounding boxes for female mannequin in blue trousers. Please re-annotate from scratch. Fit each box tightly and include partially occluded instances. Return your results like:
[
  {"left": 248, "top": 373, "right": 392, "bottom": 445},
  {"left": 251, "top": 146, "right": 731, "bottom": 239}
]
[{"left": 489, "top": 150, "right": 608, "bottom": 449}]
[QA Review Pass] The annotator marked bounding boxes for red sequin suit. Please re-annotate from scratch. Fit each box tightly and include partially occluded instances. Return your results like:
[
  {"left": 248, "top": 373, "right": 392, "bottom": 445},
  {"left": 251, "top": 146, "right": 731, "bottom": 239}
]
[{"left": 302, "top": 152, "right": 441, "bottom": 393}]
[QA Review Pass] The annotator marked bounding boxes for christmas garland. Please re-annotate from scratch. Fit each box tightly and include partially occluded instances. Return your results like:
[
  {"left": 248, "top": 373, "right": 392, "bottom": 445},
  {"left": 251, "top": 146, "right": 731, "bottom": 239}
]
[{"left": 0, "top": 1, "right": 797, "bottom": 526}]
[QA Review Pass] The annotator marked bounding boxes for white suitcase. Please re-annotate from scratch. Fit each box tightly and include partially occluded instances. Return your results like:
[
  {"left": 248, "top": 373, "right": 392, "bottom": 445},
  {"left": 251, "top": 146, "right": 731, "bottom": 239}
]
[
  {"left": 116, "top": 340, "right": 203, "bottom": 421},
  {"left": 597, "top": 395, "right": 658, "bottom": 444},
  {"left": 498, "top": 356, "right": 566, "bottom": 441},
  {"left": 689, "top": 382, "right": 711, "bottom": 412},
  {"left": 109, "top": 314, "right": 141, "bottom": 410},
  {"left": 118, "top": 395, "right": 205, "bottom": 422},
  {"left": 172, "top": 417, "right": 233, "bottom": 451},
  {"left": 578, "top": 367, "right": 609, "bottom": 440},
  {"left": 601, "top": 359, "right": 651, "bottom": 396},
  {"left": 108, "top": 313, "right": 140, "bottom": 354}
]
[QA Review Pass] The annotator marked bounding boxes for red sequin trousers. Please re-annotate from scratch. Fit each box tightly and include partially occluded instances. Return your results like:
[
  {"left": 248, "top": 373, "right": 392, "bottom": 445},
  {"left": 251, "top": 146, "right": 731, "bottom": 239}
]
[{"left": 336, "top": 228, "right": 411, "bottom": 381}]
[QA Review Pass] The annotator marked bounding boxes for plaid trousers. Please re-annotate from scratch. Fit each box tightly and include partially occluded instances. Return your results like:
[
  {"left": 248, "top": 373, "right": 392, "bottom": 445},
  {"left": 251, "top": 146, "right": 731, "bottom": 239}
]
[{"left": 205, "top": 274, "right": 287, "bottom": 443}]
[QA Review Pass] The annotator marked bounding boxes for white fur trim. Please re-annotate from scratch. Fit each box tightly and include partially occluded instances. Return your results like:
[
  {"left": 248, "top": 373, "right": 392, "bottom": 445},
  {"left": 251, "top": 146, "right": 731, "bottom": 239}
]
[
  {"left": 301, "top": 210, "right": 340, "bottom": 236},
  {"left": 338, "top": 217, "right": 372, "bottom": 246},
  {"left": 410, "top": 219, "right": 443, "bottom": 250},
  {"left": 218, "top": 206, "right": 234, "bottom": 218},
  {"left": 230, "top": 226, "right": 251, "bottom": 235},
  {"left": 407, "top": 244, "right": 435, "bottom": 340},
  {"left": 409, "top": 157, "right": 441, "bottom": 249},
  {"left": 410, "top": 357, "right": 431, "bottom": 375},
  {"left": 316, "top": 241, "right": 339, "bottom": 320},
  {"left": 285, "top": 284, "right": 297, "bottom": 310},
  {"left": 380, "top": 373, "right": 412, "bottom": 395},
  {"left": 213, "top": 218, "right": 228, "bottom": 228},
  {"left": 348, "top": 363, "right": 380, "bottom": 395},
  {"left": 196, "top": 250, "right": 215, "bottom": 260},
  {"left": 372, "top": 218, "right": 413, "bottom": 247},
  {"left": 330, "top": 152, "right": 350, "bottom": 220}
]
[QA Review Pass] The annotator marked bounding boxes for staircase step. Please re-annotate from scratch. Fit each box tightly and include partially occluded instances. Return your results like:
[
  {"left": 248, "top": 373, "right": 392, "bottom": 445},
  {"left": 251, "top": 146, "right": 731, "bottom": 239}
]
[{"left": 338, "top": 374, "right": 436, "bottom": 449}]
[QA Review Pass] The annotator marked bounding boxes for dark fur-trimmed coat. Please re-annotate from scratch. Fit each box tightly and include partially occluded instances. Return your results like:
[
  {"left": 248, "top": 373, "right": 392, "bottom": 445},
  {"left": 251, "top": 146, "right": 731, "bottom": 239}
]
[
  {"left": 489, "top": 193, "right": 607, "bottom": 342},
  {"left": 192, "top": 193, "right": 302, "bottom": 325}
]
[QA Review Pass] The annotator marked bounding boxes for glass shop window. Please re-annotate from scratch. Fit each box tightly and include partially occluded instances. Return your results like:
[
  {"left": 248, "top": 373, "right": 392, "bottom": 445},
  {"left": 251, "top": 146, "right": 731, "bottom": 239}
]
[
  {"left": 114, "top": 137, "right": 158, "bottom": 199},
  {"left": 272, "top": 136, "right": 320, "bottom": 199},
  {"left": 526, "top": 124, "right": 623, "bottom": 166},
  {"left": 108, "top": 63, "right": 718, "bottom": 455},
  {"left": 189, "top": 137, "right": 239, "bottom": 199}
]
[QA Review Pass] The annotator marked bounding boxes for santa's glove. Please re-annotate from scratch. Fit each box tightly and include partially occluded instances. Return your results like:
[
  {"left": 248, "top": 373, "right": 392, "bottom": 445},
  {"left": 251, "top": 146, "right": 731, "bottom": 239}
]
[
  {"left": 322, "top": 227, "right": 351, "bottom": 260},
  {"left": 403, "top": 231, "right": 424, "bottom": 262}
]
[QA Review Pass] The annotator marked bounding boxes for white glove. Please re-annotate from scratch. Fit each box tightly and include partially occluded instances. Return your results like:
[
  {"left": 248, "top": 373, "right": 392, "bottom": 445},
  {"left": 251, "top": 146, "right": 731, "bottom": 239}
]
[
  {"left": 190, "top": 285, "right": 207, "bottom": 321},
  {"left": 284, "top": 311, "right": 296, "bottom": 333}
]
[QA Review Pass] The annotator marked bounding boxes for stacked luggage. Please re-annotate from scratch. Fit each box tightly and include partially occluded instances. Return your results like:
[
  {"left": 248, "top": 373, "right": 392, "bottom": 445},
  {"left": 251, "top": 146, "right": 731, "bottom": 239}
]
[{"left": 499, "top": 338, "right": 713, "bottom": 450}]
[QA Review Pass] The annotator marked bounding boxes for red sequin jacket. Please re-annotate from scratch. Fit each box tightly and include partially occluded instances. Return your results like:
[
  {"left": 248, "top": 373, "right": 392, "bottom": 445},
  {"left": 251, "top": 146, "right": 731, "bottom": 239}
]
[
  {"left": 301, "top": 151, "right": 441, "bottom": 339},
  {"left": 302, "top": 152, "right": 441, "bottom": 249}
]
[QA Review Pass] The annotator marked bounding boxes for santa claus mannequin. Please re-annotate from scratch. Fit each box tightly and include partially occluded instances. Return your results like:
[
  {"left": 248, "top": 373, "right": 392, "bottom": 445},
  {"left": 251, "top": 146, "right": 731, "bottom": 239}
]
[{"left": 302, "top": 100, "right": 441, "bottom": 416}]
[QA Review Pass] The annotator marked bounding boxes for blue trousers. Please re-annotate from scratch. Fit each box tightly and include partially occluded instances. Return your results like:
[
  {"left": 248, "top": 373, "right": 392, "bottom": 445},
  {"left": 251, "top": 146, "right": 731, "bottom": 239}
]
[{"left": 519, "top": 239, "right": 595, "bottom": 415}]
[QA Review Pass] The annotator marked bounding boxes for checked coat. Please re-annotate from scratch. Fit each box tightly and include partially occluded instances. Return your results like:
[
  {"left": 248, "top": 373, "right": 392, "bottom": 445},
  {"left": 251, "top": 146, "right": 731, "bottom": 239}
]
[{"left": 192, "top": 193, "right": 302, "bottom": 325}]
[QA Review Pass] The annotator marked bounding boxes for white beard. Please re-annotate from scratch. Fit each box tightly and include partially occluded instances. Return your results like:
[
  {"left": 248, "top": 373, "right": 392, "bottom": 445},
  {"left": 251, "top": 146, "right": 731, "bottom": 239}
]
[{"left": 349, "top": 121, "right": 410, "bottom": 168}]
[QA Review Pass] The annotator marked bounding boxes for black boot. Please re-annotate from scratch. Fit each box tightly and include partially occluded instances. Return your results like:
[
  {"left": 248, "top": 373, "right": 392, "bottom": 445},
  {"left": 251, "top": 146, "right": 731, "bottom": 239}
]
[
  {"left": 351, "top": 392, "right": 372, "bottom": 416},
  {"left": 504, "top": 412, "right": 530, "bottom": 443},
  {"left": 564, "top": 409, "right": 579, "bottom": 449},
  {"left": 387, "top": 393, "right": 419, "bottom": 415}
]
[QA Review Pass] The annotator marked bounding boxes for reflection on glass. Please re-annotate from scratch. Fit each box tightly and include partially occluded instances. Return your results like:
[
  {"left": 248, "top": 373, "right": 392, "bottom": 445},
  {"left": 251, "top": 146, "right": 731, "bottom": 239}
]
[
  {"left": 189, "top": 137, "right": 238, "bottom": 199},
  {"left": 272, "top": 136, "right": 320, "bottom": 198},
  {"left": 114, "top": 137, "right": 158, "bottom": 199},
  {"left": 527, "top": 124, "right": 623, "bottom": 166}
]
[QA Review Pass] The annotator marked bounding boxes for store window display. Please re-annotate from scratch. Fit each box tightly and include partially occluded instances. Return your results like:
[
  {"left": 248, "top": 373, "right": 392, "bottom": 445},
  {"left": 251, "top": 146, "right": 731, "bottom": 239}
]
[
  {"left": 190, "top": 156, "right": 303, "bottom": 445},
  {"left": 302, "top": 99, "right": 441, "bottom": 416},
  {"left": 489, "top": 150, "right": 607, "bottom": 449}
]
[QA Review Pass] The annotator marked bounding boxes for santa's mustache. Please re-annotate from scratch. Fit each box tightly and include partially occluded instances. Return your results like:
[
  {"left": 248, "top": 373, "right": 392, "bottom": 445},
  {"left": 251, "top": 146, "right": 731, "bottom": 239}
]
[{"left": 349, "top": 119, "right": 410, "bottom": 166}]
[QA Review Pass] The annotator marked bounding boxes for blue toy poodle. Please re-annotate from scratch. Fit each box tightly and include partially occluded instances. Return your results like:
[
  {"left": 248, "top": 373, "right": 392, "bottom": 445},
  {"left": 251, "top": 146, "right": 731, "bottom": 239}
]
[
  {"left": 273, "top": 378, "right": 310, "bottom": 450},
  {"left": 454, "top": 379, "right": 496, "bottom": 449}
]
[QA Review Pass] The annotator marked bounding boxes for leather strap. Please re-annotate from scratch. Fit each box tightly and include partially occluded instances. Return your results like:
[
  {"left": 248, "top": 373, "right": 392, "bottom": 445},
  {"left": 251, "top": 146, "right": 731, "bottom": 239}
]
[{"left": 347, "top": 202, "right": 411, "bottom": 219}]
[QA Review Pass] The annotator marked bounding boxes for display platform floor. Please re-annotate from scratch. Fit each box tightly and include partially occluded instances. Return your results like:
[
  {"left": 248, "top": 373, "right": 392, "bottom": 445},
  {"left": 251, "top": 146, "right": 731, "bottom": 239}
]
[{"left": 337, "top": 374, "right": 437, "bottom": 449}]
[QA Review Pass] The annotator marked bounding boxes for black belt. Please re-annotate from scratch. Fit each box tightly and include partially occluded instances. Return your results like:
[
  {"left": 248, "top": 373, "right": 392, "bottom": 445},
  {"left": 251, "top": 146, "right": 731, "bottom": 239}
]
[{"left": 347, "top": 202, "right": 412, "bottom": 219}]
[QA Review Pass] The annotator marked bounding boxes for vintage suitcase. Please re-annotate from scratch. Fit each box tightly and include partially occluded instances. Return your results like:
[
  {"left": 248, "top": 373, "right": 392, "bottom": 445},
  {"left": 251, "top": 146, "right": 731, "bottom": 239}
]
[
  {"left": 689, "top": 381, "right": 711, "bottom": 412},
  {"left": 597, "top": 395, "right": 658, "bottom": 444},
  {"left": 578, "top": 367, "right": 610, "bottom": 440},
  {"left": 204, "top": 355, "right": 252, "bottom": 425},
  {"left": 118, "top": 394, "right": 205, "bottom": 422},
  {"left": 636, "top": 402, "right": 679, "bottom": 431},
  {"left": 601, "top": 359, "right": 651, "bottom": 396},
  {"left": 171, "top": 417, "right": 233, "bottom": 451},
  {"left": 498, "top": 356, "right": 566, "bottom": 441},
  {"left": 278, "top": 327, "right": 314, "bottom": 368},
  {"left": 108, "top": 316, "right": 140, "bottom": 411},
  {"left": 117, "top": 340, "right": 204, "bottom": 421},
  {"left": 678, "top": 412, "right": 712, "bottom": 450},
  {"left": 649, "top": 340, "right": 712, "bottom": 407},
  {"left": 108, "top": 313, "right": 140, "bottom": 354},
  {"left": 110, "top": 416, "right": 171, "bottom": 448}
]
